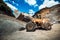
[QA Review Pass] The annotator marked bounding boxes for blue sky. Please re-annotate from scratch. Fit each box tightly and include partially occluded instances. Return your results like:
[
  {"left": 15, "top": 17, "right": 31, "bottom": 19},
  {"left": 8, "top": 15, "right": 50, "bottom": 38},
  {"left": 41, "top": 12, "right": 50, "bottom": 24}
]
[
  {"left": 4, "top": 0, "right": 43, "bottom": 13},
  {"left": 4, "top": 0, "right": 60, "bottom": 16}
]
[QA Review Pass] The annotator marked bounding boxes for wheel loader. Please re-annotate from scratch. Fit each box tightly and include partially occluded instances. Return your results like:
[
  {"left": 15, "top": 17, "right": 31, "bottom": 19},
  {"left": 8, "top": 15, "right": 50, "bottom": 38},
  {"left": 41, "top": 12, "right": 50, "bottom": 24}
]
[
  {"left": 26, "top": 17, "right": 52, "bottom": 32},
  {"left": 26, "top": 8, "right": 52, "bottom": 32}
]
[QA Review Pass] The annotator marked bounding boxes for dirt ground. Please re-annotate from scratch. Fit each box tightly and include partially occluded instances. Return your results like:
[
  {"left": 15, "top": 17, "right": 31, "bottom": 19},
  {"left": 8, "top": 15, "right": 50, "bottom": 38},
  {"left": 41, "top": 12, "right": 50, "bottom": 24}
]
[
  {"left": 0, "top": 14, "right": 60, "bottom": 40},
  {"left": 3, "top": 24, "right": 60, "bottom": 40}
]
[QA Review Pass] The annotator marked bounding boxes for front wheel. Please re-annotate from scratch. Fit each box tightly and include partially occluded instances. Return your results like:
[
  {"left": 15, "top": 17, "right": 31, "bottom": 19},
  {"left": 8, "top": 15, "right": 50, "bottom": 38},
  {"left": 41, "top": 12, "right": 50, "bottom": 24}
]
[{"left": 26, "top": 22, "right": 36, "bottom": 32}]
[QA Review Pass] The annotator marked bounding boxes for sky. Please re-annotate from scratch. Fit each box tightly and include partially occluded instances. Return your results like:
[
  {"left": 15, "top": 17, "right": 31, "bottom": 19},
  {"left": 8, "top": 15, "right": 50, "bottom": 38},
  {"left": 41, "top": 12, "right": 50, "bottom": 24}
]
[{"left": 3, "top": 0, "right": 60, "bottom": 16}]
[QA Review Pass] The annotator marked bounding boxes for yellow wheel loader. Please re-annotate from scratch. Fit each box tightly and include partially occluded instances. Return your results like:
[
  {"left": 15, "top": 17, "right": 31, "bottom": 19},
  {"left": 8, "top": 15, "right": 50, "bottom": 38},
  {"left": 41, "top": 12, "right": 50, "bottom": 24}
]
[{"left": 26, "top": 8, "right": 53, "bottom": 32}]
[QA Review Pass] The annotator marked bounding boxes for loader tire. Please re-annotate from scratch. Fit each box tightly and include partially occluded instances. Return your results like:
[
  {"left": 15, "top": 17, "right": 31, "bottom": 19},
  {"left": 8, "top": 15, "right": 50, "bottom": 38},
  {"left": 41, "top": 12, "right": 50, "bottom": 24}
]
[
  {"left": 42, "top": 23, "right": 52, "bottom": 30},
  {"left": 26, "top": 22, "right": 36, "bottom": 32}
]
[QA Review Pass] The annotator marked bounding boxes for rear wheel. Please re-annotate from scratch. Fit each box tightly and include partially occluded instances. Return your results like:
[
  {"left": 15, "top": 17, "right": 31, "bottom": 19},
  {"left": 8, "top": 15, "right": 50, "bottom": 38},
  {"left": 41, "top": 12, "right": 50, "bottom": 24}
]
[
  {"left": 26, "top": 22, "right": 36, "bottom": 32},
  {"left": 42, "top": 23, "right": 52, "bottom": 30}
]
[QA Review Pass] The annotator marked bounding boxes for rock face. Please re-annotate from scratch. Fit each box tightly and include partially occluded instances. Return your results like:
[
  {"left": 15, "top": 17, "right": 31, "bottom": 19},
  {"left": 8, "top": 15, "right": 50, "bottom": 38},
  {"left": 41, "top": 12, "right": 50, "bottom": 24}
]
[
  {"left": 46, "top": 4, "right": 60, "bottom": 24},
  {"left": 0, "top": 0, "right": 15, "bottom": 17}
]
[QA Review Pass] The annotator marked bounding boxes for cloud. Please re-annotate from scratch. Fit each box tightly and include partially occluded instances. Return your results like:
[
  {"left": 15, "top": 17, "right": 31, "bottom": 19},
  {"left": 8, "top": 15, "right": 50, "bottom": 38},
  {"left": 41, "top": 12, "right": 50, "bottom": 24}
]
[
  {"left": 29, "top": 9, "right": 35, "bottom": 16},
  {"left": 25, "top": 0, "right": 38, "bottom": 6},
  {"left": 39, "top": 0, "right": 59, "bottom": 10}
]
